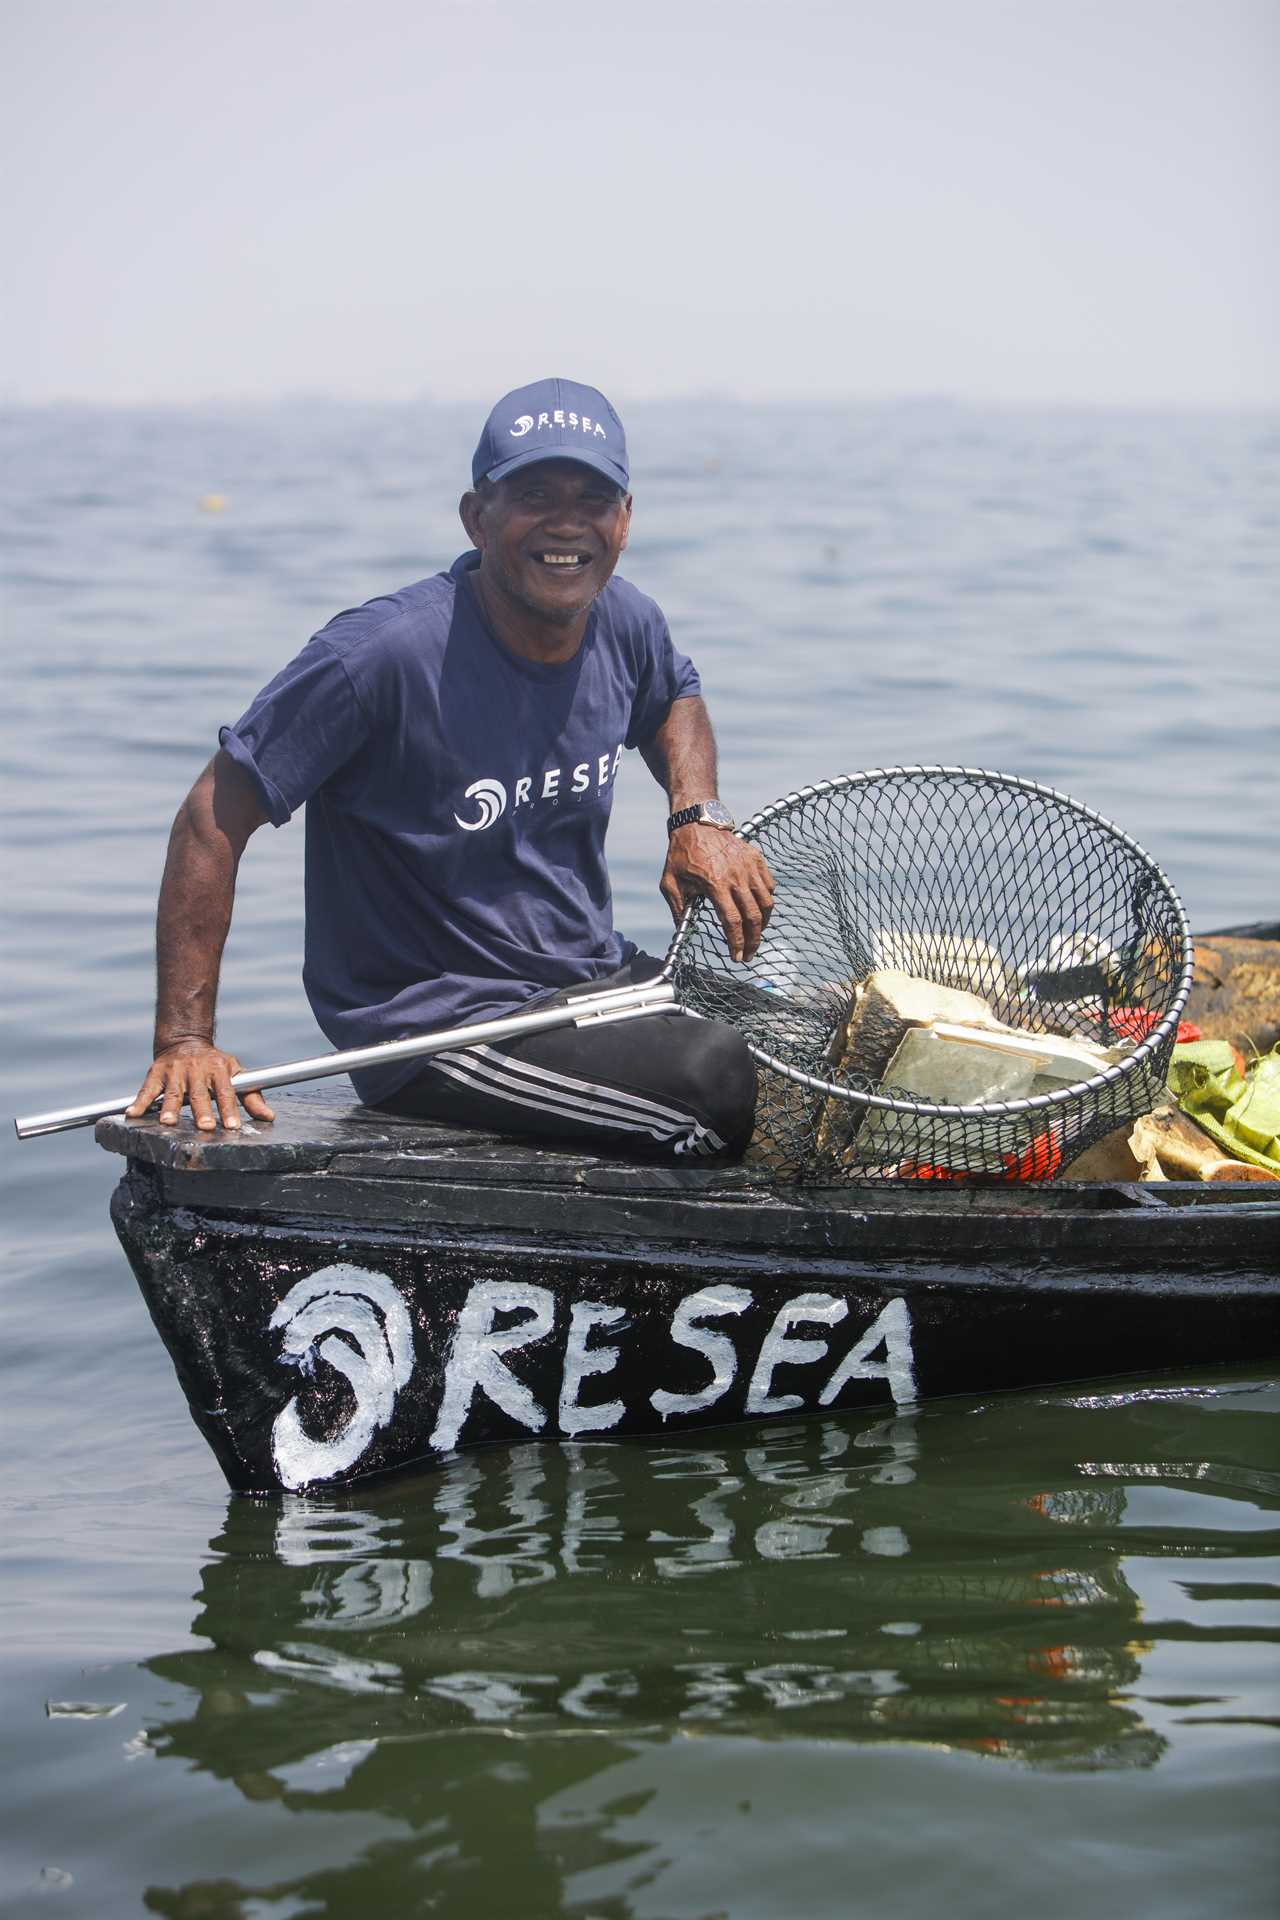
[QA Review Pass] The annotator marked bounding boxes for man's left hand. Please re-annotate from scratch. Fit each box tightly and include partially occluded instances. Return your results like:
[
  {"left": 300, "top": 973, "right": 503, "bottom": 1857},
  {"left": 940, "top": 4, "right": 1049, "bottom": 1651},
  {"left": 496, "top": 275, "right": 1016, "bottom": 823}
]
[{"left": 660, "top": 826, "right": 775, "bottom": 962}]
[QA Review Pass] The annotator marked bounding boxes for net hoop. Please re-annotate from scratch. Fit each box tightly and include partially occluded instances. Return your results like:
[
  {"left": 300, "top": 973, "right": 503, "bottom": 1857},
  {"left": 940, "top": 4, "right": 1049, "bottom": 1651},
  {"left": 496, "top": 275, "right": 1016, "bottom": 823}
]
[{"left": 663, "top": 766, "right": 1195, "bottom": 1122}]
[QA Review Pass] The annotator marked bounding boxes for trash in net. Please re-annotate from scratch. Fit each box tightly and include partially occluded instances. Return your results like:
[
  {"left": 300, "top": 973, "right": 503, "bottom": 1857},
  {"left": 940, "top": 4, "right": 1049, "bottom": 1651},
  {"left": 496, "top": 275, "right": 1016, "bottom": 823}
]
[{"left": 666, "top": 767, "right": 1193, "bottom": 1184}]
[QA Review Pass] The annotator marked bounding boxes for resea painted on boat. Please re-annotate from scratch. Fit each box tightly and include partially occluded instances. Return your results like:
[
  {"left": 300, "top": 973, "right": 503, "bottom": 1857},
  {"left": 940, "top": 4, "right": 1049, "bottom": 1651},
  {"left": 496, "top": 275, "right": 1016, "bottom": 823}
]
[{"left": 100, "top": 1091, "right": 1279, "bottom": 1495}]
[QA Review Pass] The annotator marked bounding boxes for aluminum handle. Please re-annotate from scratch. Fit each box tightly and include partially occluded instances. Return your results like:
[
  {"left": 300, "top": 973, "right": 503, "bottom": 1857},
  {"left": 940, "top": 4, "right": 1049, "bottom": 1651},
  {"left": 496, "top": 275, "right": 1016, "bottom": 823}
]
[{"left": 14, "top": 980, "right": 678, "bottom": 1139}]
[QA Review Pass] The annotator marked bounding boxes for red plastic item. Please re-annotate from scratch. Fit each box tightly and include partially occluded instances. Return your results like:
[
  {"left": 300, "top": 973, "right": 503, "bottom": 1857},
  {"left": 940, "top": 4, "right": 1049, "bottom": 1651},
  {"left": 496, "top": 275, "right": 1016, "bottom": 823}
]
[
  {"left": 900, "top": 1128, "right": 1062, "bottom": 1184},
  {"left": 1109, "top": 1006, "right": 1202, "bottom": 1046},
  {"left": 1001, "top": 1130, "right": 1062, "bottom": 1182}
]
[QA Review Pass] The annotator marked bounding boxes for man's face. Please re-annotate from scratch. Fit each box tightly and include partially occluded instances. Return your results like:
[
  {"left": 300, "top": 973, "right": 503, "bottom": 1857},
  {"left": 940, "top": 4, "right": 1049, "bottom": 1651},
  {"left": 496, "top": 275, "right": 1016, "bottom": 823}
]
[{"left": 461, "top": 460, "right": 632, "bottom": 628}]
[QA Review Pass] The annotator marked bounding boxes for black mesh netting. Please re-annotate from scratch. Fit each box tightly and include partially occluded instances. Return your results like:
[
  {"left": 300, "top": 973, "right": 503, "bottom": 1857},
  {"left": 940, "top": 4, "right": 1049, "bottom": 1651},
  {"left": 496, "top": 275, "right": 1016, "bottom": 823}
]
[{"left": 666, "top": 767, "right": 1193, "bottom": 1184}]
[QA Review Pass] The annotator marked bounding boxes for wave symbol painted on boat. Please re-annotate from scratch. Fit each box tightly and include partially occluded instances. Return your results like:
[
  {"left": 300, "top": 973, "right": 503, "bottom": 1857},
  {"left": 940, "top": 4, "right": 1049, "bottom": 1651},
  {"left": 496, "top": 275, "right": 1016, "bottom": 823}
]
[{"left": 270, "top": 1267, "right": 416, "bottom": 1490}]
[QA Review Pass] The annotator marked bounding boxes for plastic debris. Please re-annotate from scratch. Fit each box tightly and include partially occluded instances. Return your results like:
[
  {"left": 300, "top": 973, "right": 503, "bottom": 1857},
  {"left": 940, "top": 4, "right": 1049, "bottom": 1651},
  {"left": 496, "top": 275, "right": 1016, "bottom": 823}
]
[{"left": 1168, "top": 1042, "right": 1280, "bottom": 1174}]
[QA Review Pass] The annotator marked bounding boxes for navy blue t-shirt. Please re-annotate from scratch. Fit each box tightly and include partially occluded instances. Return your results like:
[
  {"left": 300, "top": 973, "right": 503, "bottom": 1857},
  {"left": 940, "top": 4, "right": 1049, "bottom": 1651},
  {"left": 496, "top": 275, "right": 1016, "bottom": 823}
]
[{"left": 220, "top": 552, "right": 700, "bottom": 1103}]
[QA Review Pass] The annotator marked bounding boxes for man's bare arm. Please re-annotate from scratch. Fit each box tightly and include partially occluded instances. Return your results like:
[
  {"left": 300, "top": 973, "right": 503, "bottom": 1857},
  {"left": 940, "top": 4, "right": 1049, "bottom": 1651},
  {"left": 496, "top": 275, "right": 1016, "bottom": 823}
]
[
  {"left": 126, "top": 749, "right": 274, "bottom": 1131},
  {"left": 641, "top": 696, "right": 774, "bottom": 962}
]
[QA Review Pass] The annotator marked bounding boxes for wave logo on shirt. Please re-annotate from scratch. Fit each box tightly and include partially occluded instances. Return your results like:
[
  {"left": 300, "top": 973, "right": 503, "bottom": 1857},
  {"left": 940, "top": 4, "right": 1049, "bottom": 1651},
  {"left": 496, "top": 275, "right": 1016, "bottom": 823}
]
[
  {"left": 453, "top": 748, "right": 624, "bottom": 832},
  {"left": 454, "top": 778, "right": 508, "bottom": 832}
]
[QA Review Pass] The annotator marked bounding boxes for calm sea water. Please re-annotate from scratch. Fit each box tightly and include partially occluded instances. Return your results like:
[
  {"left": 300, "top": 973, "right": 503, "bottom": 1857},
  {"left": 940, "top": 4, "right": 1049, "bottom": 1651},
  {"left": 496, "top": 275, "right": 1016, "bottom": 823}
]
[{"left": 1, "top": 401, "right": 1277, "bottom": 1917}]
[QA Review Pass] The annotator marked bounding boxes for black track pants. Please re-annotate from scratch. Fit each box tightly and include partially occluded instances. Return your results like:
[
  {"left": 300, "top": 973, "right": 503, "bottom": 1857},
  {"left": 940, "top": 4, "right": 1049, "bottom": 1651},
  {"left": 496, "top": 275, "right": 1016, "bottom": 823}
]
[{"left": 374, "top": 956, "right": 758, "bottom": 1160}]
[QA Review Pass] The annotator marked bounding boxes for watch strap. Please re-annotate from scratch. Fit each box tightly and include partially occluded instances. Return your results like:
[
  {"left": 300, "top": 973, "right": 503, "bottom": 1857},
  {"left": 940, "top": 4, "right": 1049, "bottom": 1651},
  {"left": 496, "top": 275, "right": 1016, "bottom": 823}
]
[{"left": 667, "top": 801, "right": 735, "bottom": 834}]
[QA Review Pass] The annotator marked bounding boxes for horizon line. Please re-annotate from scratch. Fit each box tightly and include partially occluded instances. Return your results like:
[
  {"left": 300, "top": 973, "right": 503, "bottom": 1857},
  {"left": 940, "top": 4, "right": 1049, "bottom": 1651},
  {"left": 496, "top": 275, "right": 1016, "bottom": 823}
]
[{"left": 3, "top": 389, "right": 1279, "bottom": 418}]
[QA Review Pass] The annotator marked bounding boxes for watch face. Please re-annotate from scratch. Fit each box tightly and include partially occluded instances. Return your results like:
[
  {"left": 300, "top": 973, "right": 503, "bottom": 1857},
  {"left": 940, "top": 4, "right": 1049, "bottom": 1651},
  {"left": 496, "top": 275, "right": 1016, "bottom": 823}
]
[{"left": 703, "top": 801, "right": 735, "bottom": 829}]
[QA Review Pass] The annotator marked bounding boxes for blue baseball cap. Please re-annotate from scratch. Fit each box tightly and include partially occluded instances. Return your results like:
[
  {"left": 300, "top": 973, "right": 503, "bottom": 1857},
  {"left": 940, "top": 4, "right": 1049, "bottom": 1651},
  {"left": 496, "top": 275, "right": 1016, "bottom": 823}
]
[{"left": 472, "top": 378, "right": 629, "bottom": 492}]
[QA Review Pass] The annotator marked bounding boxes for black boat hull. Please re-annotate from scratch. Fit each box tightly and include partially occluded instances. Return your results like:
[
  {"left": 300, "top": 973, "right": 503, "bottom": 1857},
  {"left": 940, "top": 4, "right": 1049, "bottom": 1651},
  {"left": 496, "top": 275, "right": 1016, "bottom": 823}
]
[{"left": 104, "top": 1098, "right": 1279, "bottom": 1495}]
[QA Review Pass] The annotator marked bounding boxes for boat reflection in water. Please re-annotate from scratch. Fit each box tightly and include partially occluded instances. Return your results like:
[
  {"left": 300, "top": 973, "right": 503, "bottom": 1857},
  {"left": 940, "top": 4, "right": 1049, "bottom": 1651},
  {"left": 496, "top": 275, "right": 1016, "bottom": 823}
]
[{"left": 140, "top": 1377, "right": 1277, "bottom": 1915}]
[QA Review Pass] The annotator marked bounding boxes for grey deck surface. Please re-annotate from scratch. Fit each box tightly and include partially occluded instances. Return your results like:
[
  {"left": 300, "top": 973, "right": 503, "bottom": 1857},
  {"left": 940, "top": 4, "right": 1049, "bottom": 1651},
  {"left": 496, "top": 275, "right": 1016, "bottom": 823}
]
[
  {"left": 97, "top": 1085, "right": 781, "bottom": 1193},
  {"left": 94, "top": 1087, "right": 1280, "bottom": 1270}
]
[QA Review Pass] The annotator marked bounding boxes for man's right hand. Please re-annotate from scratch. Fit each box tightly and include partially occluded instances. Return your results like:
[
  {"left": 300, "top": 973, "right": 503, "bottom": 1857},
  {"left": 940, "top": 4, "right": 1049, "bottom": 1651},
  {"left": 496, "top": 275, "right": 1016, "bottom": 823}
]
[{"left": 126, "top": 1040, "right": 275, "bottom": 1132}]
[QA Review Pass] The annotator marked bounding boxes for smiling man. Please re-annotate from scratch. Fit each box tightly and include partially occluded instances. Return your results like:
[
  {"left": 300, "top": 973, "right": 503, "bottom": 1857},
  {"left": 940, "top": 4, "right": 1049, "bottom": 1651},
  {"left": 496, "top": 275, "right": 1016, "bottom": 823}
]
[{"left": 127, "top": 378, "right": 773, "bottom": 1159}]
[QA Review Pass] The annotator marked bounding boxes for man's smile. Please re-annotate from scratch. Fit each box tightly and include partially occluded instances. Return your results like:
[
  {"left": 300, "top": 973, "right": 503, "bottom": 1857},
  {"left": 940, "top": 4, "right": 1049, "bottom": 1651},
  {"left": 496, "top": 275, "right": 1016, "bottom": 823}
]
[{"left": 461, "top": 458, "right": 634, "bottom": 648}]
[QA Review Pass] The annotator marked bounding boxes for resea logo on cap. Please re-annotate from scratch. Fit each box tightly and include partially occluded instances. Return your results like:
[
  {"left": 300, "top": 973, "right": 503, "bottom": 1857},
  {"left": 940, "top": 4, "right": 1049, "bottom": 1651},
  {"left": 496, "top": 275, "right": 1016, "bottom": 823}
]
[{"left": 509, "top": 409, "right": 608, "bottom": 440}]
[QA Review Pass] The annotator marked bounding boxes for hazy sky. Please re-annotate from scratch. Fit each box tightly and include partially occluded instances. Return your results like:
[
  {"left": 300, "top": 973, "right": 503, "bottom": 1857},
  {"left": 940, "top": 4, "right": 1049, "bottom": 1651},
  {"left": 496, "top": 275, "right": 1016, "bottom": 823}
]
[{"left": 4, "top": 0, "right": 1276, "bottom": 406}]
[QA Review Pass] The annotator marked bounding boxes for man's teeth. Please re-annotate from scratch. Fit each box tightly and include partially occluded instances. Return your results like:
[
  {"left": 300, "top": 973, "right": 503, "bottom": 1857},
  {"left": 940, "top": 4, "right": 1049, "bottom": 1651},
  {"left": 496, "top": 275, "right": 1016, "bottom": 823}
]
[{"left": 539, "top": 553, "right": 584, "bottom": 566}]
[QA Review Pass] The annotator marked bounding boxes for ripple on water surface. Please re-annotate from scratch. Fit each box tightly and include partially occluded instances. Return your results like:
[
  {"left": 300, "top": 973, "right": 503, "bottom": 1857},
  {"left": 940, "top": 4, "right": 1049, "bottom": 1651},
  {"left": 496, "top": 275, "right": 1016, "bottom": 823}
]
[{"left": 2, "top": 1375, "right": 1276, "bottom": 1916}]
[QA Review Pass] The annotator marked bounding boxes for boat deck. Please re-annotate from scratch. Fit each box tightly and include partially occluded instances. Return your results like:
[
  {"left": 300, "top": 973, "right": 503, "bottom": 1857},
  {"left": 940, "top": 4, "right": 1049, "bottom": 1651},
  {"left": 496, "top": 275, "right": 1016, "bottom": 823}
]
[{"left": 98, "top": 1087, "right": 1279, "bottom": 1269}]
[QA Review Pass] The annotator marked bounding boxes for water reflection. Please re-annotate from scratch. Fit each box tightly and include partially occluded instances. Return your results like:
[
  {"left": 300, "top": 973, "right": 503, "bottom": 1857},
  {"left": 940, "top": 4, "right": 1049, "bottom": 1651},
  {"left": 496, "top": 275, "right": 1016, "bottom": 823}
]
[{"left": 140, "top": 1380, "right": 1279, "bottom": 1915}]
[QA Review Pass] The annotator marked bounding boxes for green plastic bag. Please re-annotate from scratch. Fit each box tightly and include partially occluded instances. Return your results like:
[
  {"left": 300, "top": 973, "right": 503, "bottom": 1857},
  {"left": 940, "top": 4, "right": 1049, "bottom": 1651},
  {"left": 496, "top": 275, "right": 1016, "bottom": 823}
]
[
  {"left": 1168, "top": 1042, "right": 1280, "bottom": 1173},
  {"left": 1226, "top": 1051, "right": 1280, "bottom": 1159}
]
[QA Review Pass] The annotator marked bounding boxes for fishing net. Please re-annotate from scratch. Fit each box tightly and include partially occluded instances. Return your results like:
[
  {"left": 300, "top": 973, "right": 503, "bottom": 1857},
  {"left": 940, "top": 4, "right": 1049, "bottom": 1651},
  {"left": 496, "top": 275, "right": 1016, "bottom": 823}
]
[{"left": 666, "top": 768, "right": 1193, "bottom": 1184}]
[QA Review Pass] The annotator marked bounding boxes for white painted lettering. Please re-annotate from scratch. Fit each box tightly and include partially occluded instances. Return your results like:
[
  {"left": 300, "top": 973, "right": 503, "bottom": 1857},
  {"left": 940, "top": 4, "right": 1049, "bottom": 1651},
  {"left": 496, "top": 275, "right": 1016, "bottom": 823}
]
[
  {"left": 514, "top": 777, "right": 532, "bottom": 807},
  {"left": 537, "top": 411, "right": 550, "bottom": 428},
  {"left": 571, "top": 762, "right": 590, "bottom": 794},
  {"left": 542, "top": 768, "right": 560, "bottom": 799},
  {"left": 611, "top": 743, "right": 624, "bottom": 777},
  {"left": 820, "top": 1298, "right": 917, "bottom": 1409},
  {"left": 559, "top": 1302, "right": 626, "bottom": 1436},
  {"left": 568, "top": 411, "right": 579, "bottom": 428},
  {"left": 594, "top": 422, "right": 607, "bottom": 438},
  {"left": 430, "top": 1281, "right": 554, "bottom": 1452},
  {"left": 746, "top": 1293, "right": 849, "bottom": 1416},
  {"left": 597, "top": 753, "right": 612, "bottom": 787},
  {"left": 553, "top": 409, "right": 565, "bottom": 426},
  {"left": 582, "top": 415, "right": 593, "bottom": 433},
  {"left": 651, "top": 1285, "right": 752, "bottom": 1419}
]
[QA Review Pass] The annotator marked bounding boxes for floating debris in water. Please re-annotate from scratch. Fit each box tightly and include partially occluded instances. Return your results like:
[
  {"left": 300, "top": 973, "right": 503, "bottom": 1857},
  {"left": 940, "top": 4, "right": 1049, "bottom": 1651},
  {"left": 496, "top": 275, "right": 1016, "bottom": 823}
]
[{"left": 45, "top": 1700, "right": 125, "bottom": 1719}]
